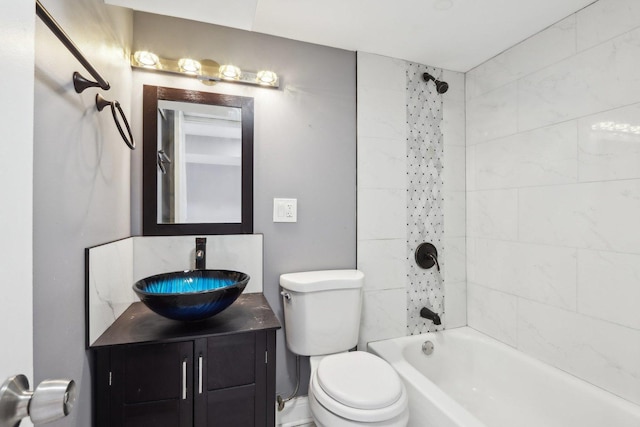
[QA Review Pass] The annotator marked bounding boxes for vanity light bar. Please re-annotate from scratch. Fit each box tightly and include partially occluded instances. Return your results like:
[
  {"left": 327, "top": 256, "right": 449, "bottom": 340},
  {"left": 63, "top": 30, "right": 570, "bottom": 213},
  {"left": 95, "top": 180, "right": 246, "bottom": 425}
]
[{"left": 131, "top": 51, "right": 279, "bottom": 89}]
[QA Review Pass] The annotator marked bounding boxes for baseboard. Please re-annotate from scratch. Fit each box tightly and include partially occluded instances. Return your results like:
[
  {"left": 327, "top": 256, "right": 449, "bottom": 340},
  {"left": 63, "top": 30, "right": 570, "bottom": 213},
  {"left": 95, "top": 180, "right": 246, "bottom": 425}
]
[{"left": 276, "top": 395, "right": 314, "bottom": 427}]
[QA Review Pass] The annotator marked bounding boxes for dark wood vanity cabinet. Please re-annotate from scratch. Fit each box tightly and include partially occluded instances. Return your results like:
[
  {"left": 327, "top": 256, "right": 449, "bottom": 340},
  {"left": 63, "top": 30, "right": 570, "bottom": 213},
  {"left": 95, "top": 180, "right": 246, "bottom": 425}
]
[{"left": 92, "top": 295, "right": 280, "bottom": 427}]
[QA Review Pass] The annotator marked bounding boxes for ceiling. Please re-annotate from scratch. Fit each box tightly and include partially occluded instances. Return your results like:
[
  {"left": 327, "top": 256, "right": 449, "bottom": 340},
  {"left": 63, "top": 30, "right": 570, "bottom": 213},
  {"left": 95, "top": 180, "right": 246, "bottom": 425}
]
[{"left": 107, "top": 0, "right": 597, "bottom": 72}]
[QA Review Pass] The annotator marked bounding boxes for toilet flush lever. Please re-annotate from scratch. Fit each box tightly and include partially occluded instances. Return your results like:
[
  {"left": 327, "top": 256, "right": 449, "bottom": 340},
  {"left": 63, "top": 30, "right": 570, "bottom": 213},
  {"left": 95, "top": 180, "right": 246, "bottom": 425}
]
[{"left": 280, "top": 291, "right": 291, "bottom": 301}]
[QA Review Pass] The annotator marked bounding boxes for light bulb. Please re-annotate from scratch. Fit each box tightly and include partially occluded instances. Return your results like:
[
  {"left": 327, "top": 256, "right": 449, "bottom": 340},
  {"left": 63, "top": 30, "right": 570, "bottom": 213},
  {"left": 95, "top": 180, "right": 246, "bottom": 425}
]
[
  {"left": 256, "top": 70, "right": 278, "bottom": 86},
  {"left": 178, "top": 58, "right": 201, "bottom": 75},
  {"left": 133, "top": 51, "right": 159, "bottom": 68},
  {"left": 219, "top": 64, "right": 241, "bottom": 80}
]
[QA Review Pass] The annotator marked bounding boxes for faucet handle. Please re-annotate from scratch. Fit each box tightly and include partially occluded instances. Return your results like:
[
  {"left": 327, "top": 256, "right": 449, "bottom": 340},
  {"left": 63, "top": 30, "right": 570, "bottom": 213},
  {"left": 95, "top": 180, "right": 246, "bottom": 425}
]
[
  {"left": 195, "top": 237, "right": 207, "bottom": 270},
  {"left": 415, "top": 242, "right": 440, "bottom": 271}
]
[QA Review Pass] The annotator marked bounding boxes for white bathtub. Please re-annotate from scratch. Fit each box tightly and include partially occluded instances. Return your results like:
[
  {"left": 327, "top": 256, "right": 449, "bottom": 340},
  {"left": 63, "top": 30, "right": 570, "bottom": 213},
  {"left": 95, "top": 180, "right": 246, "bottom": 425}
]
[{"left": 368, "top": 327, "right": 640, "bottom": 427}]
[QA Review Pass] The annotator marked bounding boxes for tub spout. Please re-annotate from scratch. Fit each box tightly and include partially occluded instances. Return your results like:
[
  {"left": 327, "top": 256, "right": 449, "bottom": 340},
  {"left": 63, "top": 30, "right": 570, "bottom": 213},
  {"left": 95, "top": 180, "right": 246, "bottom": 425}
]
[
  {"left": 195, "top": 237, "right": 206, "bottom": 270},
  {"left": 420, "top": 307, "right": 441, "bottom": 325}
]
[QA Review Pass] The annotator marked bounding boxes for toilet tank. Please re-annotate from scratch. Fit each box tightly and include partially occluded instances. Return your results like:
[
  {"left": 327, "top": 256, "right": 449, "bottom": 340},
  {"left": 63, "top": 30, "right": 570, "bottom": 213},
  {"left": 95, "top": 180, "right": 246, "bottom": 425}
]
[{"left": 280, "top": 270, "right": 364, "bottom": 356}]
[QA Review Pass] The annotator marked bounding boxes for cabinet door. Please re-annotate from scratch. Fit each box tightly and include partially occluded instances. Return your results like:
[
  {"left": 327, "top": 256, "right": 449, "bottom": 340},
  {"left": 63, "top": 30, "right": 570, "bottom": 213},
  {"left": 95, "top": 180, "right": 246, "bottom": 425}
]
[
  {"left": 207, "top": 332, "right": 256, "bottom": 389},
  {"left": 195, "top": 332, "right": 268, "bottom": 427},
  {"left": 111, "top": 341, "right": 193, "bottom": 427}
]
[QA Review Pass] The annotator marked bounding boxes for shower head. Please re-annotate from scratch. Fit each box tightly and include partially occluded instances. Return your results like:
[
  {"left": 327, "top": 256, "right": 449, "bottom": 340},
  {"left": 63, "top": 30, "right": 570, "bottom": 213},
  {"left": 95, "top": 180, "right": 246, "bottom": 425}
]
[{"left": 423, "top": 72, "right": 449, "bottom": 94}]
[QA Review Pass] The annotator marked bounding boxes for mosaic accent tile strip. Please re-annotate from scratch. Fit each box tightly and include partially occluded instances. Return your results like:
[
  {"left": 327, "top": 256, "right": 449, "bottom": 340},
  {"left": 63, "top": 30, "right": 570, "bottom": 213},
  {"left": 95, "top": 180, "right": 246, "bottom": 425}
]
[{"left": 406, "top": 63, "right": 445, "bottom": 335}]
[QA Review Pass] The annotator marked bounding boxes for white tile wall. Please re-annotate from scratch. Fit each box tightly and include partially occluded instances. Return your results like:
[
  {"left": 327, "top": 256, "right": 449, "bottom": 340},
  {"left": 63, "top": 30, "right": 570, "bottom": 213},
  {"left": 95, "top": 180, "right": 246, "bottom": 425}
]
[
  {"left": 577, "top": 103, "right": 640, "bottom": 182},
  {"left": 443, "top": 280, "right": 466, "bottom": 329},
  {"left": 88, "top": 238, "right": 134, "bottom": 344},
  {"left": 443, "top": 237, "right": 466, "bottom": 283},
  {"left": 519, "top": 180, "right": 640, "bottom": 253},
  {"left": 466, "top": 0, "right": 640, "bottom": 405},
  {"left": 357, "top": 89, "right": 407, "bottom": 140},
  {"left": 577, "top": 250, "right": 640, "bottom": 330},
  {"left": 518, "top": 299, "right": 640, "bottom": 406},
  {"left": 518, "top": 26, "right": 640, "bottom": 132},
  {"left": 444, "top": 192, "right": 465, "bottom": 238},
  {"left": 466, "top": 82, "right": 518, "bottom": 145},
  {"left": 357, "top": 52, "right": 409, "bottom": 348},
  {"left": 469, "top": 122, "right": 578, "bottom": 190},
  {"left": 356, "top": 239, "right": 407, "bottom": 292},
  {"left": 467, "top": 15, "right": 577, "bottom": 99},
  {"left": 467, "top": 189, "right": 518, "bottom": 240},
  {"left": 442, "top": 70, "right": 467, "bottom": 329},
  {"left": 357, "top": 52, "right": 467, "bottom": 345},
  {"left": 467, "top": 284, "right": 517, "bottom": 347},
  {"left": 359, "top": 288, "right": 407, "bottom": 350},
  {"left": 468, "top": 239, "right": 577, "bottom": 310},
  {"left": 576, "top": 0, "right": 640, "bottom": 52},
  {"left": 357, "top": 188, "right": 407, "bottom": 240},
  {"left": 443, "top": 146, "right": 466, "bottom": 192},
  {"left": 442, "top": 70, "right": 466, "bottom": 148},
  {"left": 358, "top": 136, "right": 407, "bottom": 189}
]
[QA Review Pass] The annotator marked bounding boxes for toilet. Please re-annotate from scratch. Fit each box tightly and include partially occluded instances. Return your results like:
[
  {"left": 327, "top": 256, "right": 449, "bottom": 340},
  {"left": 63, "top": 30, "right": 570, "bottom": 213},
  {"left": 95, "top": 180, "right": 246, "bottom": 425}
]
[{"left": 280, "top": 270, "right": 409, "bottom": 427}]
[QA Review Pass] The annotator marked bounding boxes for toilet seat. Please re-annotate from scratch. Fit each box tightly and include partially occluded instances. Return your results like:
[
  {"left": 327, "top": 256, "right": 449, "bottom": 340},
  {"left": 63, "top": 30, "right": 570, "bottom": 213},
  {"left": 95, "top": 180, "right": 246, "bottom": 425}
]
[
  {"left": 310, "top": 352, "right": 408, "bottom": 423},
  {"left": 317, "top": 352, "right": 403, "bottom": 410}
]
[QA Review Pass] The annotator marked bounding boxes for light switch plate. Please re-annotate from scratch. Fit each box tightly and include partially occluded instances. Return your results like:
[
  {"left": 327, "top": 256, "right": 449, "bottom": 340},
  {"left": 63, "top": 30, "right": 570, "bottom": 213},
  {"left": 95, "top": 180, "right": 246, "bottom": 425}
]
[{"left": 273, "top": 198, "right": 297, "bottom": 222}]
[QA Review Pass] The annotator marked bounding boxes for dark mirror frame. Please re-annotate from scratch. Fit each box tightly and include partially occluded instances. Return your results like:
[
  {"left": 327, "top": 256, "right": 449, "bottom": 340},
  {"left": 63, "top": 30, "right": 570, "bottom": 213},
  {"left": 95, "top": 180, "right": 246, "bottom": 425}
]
[{"left": 142, "top": 85, "right": 254, "bottom": 235}]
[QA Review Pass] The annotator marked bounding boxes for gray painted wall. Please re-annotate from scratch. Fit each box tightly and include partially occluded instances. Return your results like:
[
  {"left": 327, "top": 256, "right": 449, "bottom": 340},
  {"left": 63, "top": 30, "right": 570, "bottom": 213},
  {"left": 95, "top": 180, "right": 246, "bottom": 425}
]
[
  {"left": 33, "top": 1, "right": 133, "bottom": 425},
  {"left": 130, "top": 13, "right": 357, "bottom": 398}
]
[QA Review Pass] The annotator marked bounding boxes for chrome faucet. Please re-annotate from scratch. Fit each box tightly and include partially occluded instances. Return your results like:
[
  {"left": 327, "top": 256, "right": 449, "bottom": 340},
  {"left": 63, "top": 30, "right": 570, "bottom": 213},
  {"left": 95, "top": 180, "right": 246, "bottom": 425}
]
[
  {"left": 195, "top": 237, "right": 206, "bottom": 270},
  {"left": 420, "top": 306, "right": 442, "bottom": 325}
]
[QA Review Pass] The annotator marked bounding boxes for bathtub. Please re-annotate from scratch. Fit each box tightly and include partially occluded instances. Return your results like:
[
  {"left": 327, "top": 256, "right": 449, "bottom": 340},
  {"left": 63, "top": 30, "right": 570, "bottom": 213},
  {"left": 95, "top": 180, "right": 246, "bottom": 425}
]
[{"left": 368, "top": 327, "right": 640, "bottom": 427}]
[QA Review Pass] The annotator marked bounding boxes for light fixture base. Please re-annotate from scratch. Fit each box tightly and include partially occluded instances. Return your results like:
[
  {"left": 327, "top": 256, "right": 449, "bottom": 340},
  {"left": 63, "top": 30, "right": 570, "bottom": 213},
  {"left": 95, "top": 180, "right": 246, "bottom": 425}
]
[{"left": 131, "top": 55, "right": 279, "bottom": 89}]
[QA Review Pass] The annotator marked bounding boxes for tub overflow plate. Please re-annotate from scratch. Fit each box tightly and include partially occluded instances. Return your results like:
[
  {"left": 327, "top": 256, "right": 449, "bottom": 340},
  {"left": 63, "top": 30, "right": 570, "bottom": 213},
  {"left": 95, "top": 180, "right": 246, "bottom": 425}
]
[{"left": 422, "top": 341, "right": 435, "bottom": 356}]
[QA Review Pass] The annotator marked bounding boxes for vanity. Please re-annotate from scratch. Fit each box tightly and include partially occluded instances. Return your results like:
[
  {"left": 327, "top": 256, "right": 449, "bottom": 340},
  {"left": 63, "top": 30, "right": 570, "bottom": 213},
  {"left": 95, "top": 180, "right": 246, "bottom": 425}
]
[
  {"left": 86, "top": 84, "right": 276, "bottom": 426},
  {"left": 86, "top": 234, "right": 277, "bottom": 427},
  {"left": 92, "top": 294, "right": 279, "bottom": 427}
]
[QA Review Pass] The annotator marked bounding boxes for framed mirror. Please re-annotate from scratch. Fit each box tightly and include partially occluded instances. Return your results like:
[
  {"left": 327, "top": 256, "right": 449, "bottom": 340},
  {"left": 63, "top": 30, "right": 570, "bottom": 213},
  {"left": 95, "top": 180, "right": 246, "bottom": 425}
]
[{"left": 143, "top": 85, "right": 253, "bottom": 235}]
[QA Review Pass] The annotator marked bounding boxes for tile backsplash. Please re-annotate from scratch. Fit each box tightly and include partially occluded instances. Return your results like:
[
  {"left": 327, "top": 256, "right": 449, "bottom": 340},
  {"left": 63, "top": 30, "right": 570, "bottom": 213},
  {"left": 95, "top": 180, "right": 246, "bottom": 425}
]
[{"left": 87, "top": 234, "right": 263, "bottom": 346}]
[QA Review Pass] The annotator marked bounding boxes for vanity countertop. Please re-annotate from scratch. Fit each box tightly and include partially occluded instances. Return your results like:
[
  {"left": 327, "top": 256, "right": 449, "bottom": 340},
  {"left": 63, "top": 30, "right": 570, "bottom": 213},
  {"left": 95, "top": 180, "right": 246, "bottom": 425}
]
[{"left": 91, "top": 293, "right": 280, "bottom": 348}]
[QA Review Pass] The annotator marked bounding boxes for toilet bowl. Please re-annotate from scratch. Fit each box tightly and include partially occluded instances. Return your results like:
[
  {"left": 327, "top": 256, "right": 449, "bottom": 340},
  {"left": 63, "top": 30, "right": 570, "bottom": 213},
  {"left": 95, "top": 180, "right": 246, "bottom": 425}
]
[{"left": 308, "top": 352, "right": 409, "bottom": 427}]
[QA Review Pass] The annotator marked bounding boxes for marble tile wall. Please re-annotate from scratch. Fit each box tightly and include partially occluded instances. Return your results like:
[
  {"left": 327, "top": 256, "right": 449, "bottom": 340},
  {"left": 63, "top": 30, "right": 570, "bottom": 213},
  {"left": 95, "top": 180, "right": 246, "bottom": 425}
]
[
  {"left": 357, "top": 52, "right": 466, "bottom": 349},
  {"left": 441, "top": 70, "right": 467, "bottom": 329},
  {"left": 357, "top": 52, "right": 408, "bottom": 350},
  {"left": 87, "top": 238, "right": 134, "bottom": 345},
  {"left": 466, "top": 0, "right": 640, "bottom": 406},
  {"left": 406, "top": 63, "right": 444, "bottom": 335}
]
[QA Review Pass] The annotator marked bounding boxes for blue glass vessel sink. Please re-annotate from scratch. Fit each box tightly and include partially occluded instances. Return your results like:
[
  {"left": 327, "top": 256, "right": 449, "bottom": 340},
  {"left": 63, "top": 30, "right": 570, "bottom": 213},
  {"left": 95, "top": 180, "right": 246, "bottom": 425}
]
[{"left": 132, "top": 269, "right": 249, "bottom": 321}]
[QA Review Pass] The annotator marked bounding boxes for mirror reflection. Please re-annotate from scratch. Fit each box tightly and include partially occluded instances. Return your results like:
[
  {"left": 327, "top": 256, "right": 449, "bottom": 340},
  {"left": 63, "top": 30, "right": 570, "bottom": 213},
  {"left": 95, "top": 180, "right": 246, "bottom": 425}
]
[
  {"left": 157, "top": 100, "right": 242, "bottom": 224},
  {"left": 143, "top": 85, "right": 254, "bottom": 235}
]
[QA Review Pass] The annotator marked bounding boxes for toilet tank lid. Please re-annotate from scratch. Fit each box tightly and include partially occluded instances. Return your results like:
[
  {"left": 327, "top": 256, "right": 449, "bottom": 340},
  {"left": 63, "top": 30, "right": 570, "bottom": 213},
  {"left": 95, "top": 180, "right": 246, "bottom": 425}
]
[{"left": 280, "top": 270, "right": 364, "bottom": 293}]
